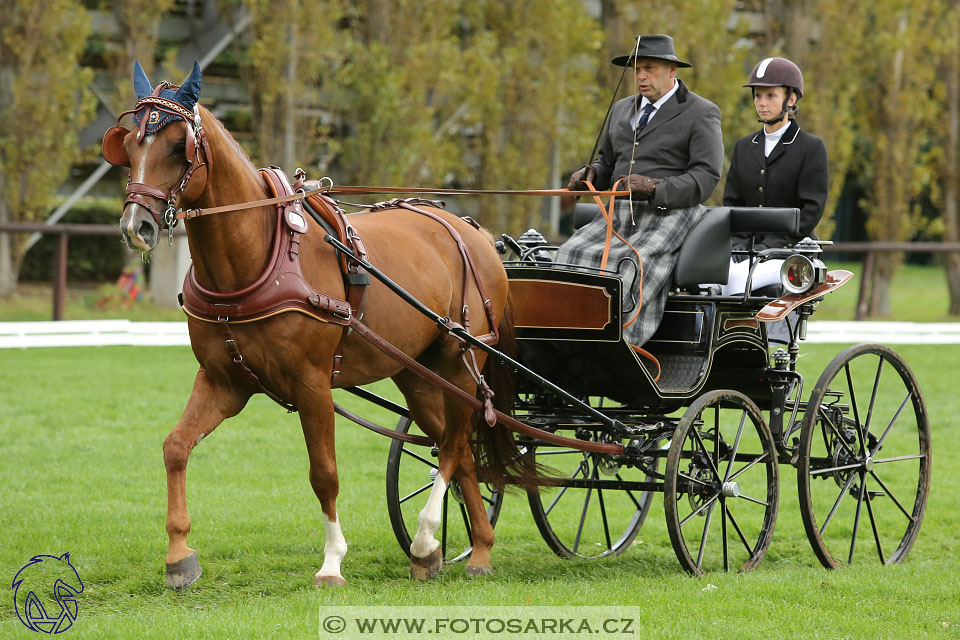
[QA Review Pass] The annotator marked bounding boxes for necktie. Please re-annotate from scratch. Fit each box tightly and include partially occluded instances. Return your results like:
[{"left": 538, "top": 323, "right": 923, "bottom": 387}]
[{"left": 635, "top": 103, "right": 655, "bottom": 134}]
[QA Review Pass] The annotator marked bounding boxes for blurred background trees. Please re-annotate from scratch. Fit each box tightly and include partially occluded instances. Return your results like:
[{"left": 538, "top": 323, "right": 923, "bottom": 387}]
[{"left": 2, "top": 0, "right": 960, "bottom": 317}]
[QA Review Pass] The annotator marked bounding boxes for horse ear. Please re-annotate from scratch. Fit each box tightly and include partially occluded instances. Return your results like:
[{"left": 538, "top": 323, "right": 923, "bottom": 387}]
[
  {"left": 174, "top": 60, "right": 202, "bottom": 109},
  {"left": 133, "top": 61, "right": 152, "bottom": 99}
]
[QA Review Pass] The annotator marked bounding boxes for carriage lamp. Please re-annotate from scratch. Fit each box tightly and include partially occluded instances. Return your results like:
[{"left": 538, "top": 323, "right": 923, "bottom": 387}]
[
  {"left": 517, "top": 229, "right": 552, "bottom": 261},
  {"left": 780, "top": 254, "right": 826, "bottom": 295}
]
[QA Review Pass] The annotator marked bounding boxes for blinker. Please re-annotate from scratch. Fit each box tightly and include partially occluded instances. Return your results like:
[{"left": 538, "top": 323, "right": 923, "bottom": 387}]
[{"left": 102, "top": 126, "right": 131, "bottom": 166}]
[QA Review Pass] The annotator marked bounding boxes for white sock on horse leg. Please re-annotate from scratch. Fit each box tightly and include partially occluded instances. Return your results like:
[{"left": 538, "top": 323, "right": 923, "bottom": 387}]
[
  {"left": 410, "top": 472, "right": 448, "bottom": 558},
  {"left": 315, "top": 513, "right": 348, "bottom": 580}
]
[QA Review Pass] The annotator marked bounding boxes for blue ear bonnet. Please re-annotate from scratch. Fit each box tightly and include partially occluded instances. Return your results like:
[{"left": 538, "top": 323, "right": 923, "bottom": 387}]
[{"left": 131, "top": 60, "right": 202, "bottom": 134}]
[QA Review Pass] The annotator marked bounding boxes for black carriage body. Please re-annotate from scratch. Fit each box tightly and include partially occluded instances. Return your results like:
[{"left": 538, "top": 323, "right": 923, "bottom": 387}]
[{"left": 509, "top": 265, "right": 775, "bottom": 413}]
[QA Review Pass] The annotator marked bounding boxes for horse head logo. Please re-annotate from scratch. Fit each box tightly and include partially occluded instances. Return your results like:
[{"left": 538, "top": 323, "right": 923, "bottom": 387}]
[{"left": 11, "top": 553, "right": 84, "bottom": 634}]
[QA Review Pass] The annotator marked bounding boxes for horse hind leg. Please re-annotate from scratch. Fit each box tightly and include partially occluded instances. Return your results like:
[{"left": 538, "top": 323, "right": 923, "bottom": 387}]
[
  {"left": 395, "top": 368, "right": 494, "bottom": 579},
  {"left": 164, "top": 368, "right": 249, "bottom": 589}
]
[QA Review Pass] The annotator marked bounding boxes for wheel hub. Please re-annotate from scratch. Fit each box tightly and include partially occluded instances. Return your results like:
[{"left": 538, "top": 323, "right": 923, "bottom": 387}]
[{"left": 721, "top": 481, "right": 741, "bottom": 498}]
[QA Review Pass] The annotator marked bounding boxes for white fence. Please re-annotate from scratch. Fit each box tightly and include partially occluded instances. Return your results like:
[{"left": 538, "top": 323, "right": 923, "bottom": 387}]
[{"left": 1, "top": 320, "right": 958, "bottom": 348}]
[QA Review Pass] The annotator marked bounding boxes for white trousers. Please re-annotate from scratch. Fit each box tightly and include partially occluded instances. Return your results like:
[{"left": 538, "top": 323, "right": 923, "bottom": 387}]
[{"left": 721, "top": 259, "right": 784, "bottom": 296}]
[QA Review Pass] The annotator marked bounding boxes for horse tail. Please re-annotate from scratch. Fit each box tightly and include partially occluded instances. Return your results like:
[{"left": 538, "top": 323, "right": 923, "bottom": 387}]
[{"left": 472, "top": 293, "right": 543, "bottom": 492}]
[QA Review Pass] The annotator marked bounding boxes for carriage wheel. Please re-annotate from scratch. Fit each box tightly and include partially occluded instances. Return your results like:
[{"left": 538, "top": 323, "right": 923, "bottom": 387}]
[
  {"left": 526, "top": 435, "right": 656, "bottom": 559},
  {"left": 797, "top": 344, "right": 930, "bottom": 569},
  {"left": 385, "top": 416, "right": 503, "bottom": 563},
  {"left": 664, "top": 390, "right": 779, "bottom": 575}
]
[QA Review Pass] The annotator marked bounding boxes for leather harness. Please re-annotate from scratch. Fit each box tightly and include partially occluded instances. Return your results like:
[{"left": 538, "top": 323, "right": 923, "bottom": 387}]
[{"left": 178, "top": 168, "right": 503, "bottom": 416}]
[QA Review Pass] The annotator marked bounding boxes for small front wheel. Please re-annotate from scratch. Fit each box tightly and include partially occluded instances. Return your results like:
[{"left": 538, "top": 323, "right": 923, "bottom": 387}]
[{"left": 664, "top": 390, "right": 779, "bottom": 575}]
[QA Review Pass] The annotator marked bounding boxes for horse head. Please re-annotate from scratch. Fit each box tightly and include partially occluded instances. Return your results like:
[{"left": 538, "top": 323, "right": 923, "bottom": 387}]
[{"left": 105, "top": 60, "right": 210, "bottom": 251}]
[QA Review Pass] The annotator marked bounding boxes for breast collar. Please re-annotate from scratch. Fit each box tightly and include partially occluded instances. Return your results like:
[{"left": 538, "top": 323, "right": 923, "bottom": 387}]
[{"left": 179, "top": 167, "right": 353, "bottom": 326}]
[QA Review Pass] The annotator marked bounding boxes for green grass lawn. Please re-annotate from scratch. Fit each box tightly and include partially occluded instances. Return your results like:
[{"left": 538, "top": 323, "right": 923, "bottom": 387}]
[{"left": 1, "top": 344, "right": 958, "bottom": 638}]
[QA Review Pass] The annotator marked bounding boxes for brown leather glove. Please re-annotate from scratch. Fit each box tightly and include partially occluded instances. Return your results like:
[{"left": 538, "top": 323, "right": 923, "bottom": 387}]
[
  {"left": 623, "top": 174, "right": 660, "bottom": 198},
  {"left": 566, "top": 165, "right": 597, "bottom": 191}
]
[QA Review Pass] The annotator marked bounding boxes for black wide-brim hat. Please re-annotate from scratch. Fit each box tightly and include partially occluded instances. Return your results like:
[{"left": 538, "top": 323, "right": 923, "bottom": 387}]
[{"left": 611, "top": 34, "right": 692, "bottom": 68}]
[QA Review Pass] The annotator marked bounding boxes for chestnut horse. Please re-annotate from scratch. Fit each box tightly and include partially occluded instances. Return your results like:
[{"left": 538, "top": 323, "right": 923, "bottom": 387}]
[{"left": 107, "top": 62, "right": 523, "bottom": 587}]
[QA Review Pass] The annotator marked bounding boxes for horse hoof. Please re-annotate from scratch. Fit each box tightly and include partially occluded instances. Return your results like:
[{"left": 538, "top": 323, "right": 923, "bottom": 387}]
[
  {"left": 410, "top": 547, "right": 444, "bottom": 581},
  {"left": 465, "top": 565, "right": 494, "bottom": 577},
  {"left": 165, "top": 551, "right": 202, "bottom": 590},
  {"left": 314, "top": 574, "right": 347, "bottom": 587}
]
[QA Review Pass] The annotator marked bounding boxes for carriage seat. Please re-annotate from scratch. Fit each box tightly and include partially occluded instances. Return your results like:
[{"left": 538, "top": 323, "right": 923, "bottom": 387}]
[{"left": 572, "top": 203, "right": 799, "bottom": 287}]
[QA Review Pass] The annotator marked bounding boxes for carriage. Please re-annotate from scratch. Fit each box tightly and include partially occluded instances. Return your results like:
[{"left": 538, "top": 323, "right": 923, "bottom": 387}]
[
  {"left": 376, "top": 203, "right": 931, "bottom": 575},
  {"left": 106, "top": 61, "right": 930, "bottom": 585}
]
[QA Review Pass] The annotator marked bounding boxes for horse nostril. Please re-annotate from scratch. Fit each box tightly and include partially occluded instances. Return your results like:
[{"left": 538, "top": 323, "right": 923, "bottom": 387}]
[{"left": 138, "top": 220, "right": 156, "bottom": 246}]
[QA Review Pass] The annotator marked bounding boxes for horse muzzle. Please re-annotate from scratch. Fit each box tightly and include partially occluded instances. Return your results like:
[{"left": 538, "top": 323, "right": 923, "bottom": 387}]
[{"left": 121, "top": 202, "right": 160, "bottom": 251}]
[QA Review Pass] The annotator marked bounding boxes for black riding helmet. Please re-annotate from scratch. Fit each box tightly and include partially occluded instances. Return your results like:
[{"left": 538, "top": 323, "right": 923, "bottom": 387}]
[{"left": 744, "top": 57, "right": 804, "bottom": 125}]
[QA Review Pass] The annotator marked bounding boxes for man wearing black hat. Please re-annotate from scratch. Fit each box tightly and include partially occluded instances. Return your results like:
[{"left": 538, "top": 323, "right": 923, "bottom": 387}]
[{"left": 559, "top": 34, "right": 723, "bottom": 348}]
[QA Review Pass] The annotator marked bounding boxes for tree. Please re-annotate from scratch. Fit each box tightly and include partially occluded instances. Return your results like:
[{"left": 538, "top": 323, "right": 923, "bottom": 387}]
[
  {"left": 855, "top": 1, "right": 942, "bottom": 316},
  {"left": 934, "top": 0, "right": 960, "bottom": 315},
  {"left": 461, "top": 0, "right": 605, "bottom": 231},
  {"left": 0, "top": 0, "right": 96, "bottom": 295},
  {"left": 755, "top": 0, "right": 870, "bottom": 239},
  {"left": 236, "top": 0, "right": 345, "bottom": 170}
]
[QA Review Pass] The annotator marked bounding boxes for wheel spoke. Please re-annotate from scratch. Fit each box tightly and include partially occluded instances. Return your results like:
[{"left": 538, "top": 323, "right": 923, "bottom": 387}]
[
  {"left": 809, "top": 462, "right": 862, "bottom": 476},
  {"left": 874, "top": 454, "right": 925, "bottom": 464},
  {"left": 727, "top": 451, "right": 769, "bottom": 482},
  {"left": 597, "top": 487, "right": 613, "bottom": 552},
  {"left": 844, "top": 363, "right": 866, "bottom": 454},
  {"left": 544, "top": 460, "right": 587, "bottom": 516},
  {"left": 819, "top": 406, "right": 858, "bottom": 458},
  {"left": 535, "top": 449, "right": 585, "bottom": 456},
  {"left": 819, "top": 470, "right": 858, "bottom": 536},
  {"left": 679, "top": 471, "right": 712, "bottom": 487},
  {"left": 868, "top": 470, "right": 916, "bottom": 522},
  {"left": 863, "top": 356, "right": 885, "bottom": 435},
  {"left": 723, "top": 410, "right": 748, "bottom": 483},
  {"left": 721, "top": 497, "right": 729, "bottom": 571},
  {"left": 696, "top": 501, "right": 717, "bottom": 569},
  {"left": 691, "top": 428, "right": 721, "bottom": 479},
  {"left": 871, "top": 391, "right": 913, "bottom": 456},
  {"left": 459, "top": 502, "right": 472, "bottom": 544},
  {"left": 400, "top": 481, "right": 434, "bottom": 504},
  {"left": 735, "top": 492, "right": 770, "bottom": 507},
  {"left": 615, "top": 473, "right": 644, "bottom": 510},
  {"left": 401, "top": 447, "right": 438, "bottom": 468},
  {"left": 848, "top": 473, "right": 866, "bottom": 564},
  {"left": 573, "top": 484, "right": 593, "bottom": 555},
  {"left": 680, "top": 492, "right": 719, "bottom": 527},
  {"left": 725, "top": 506, "right": 754, "bottom": 556},
  {"left": 864, "top": 488, "right": 887, "bottom": 564},
  {"left": 441, "top": 492, "right": 448, "bottom": 556}
]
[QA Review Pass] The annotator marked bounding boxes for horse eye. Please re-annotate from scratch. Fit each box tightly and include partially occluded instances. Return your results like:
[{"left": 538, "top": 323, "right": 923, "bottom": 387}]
[{"left": 172, "top": 143, "right": 186, "bottom": 156}]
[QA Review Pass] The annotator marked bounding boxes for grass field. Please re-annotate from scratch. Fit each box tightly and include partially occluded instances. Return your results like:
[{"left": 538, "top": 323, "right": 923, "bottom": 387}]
[{"left": 1, "top": 344, "right": 958, "bottom": 639}]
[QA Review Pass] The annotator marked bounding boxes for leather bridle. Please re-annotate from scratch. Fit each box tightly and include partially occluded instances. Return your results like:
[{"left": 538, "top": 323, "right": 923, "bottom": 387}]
[{"left": 102, "top": 85, "right": 212, "bottom": 238}]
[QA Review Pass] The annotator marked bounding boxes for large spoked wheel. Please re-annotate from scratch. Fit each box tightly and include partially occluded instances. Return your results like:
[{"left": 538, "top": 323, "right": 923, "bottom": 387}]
[
  {"left": 664, "top": 390, "right": 779, "bottom": 575},
  {"left": 797, "top": 344, "right": 931, "bottom": 568},
  {"left": 526, "top": 434, "right": 656, "bottom": 559},
  {"left": 385, "top": 416, "right": 503, "bottom": 563}
]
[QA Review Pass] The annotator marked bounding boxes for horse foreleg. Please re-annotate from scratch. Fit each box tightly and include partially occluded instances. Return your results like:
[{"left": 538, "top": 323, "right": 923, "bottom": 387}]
[
  {"left": 296, "top": 390, "right": 346, "bottom": 586},
  {"left": 164, "top": 368, "right": 249, "bottom": 589}
]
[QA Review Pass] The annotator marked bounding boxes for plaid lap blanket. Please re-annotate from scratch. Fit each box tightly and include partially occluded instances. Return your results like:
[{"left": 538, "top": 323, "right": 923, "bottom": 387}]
[{"left": 555, "top": 200, "right": 704, "bottom": 346}]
